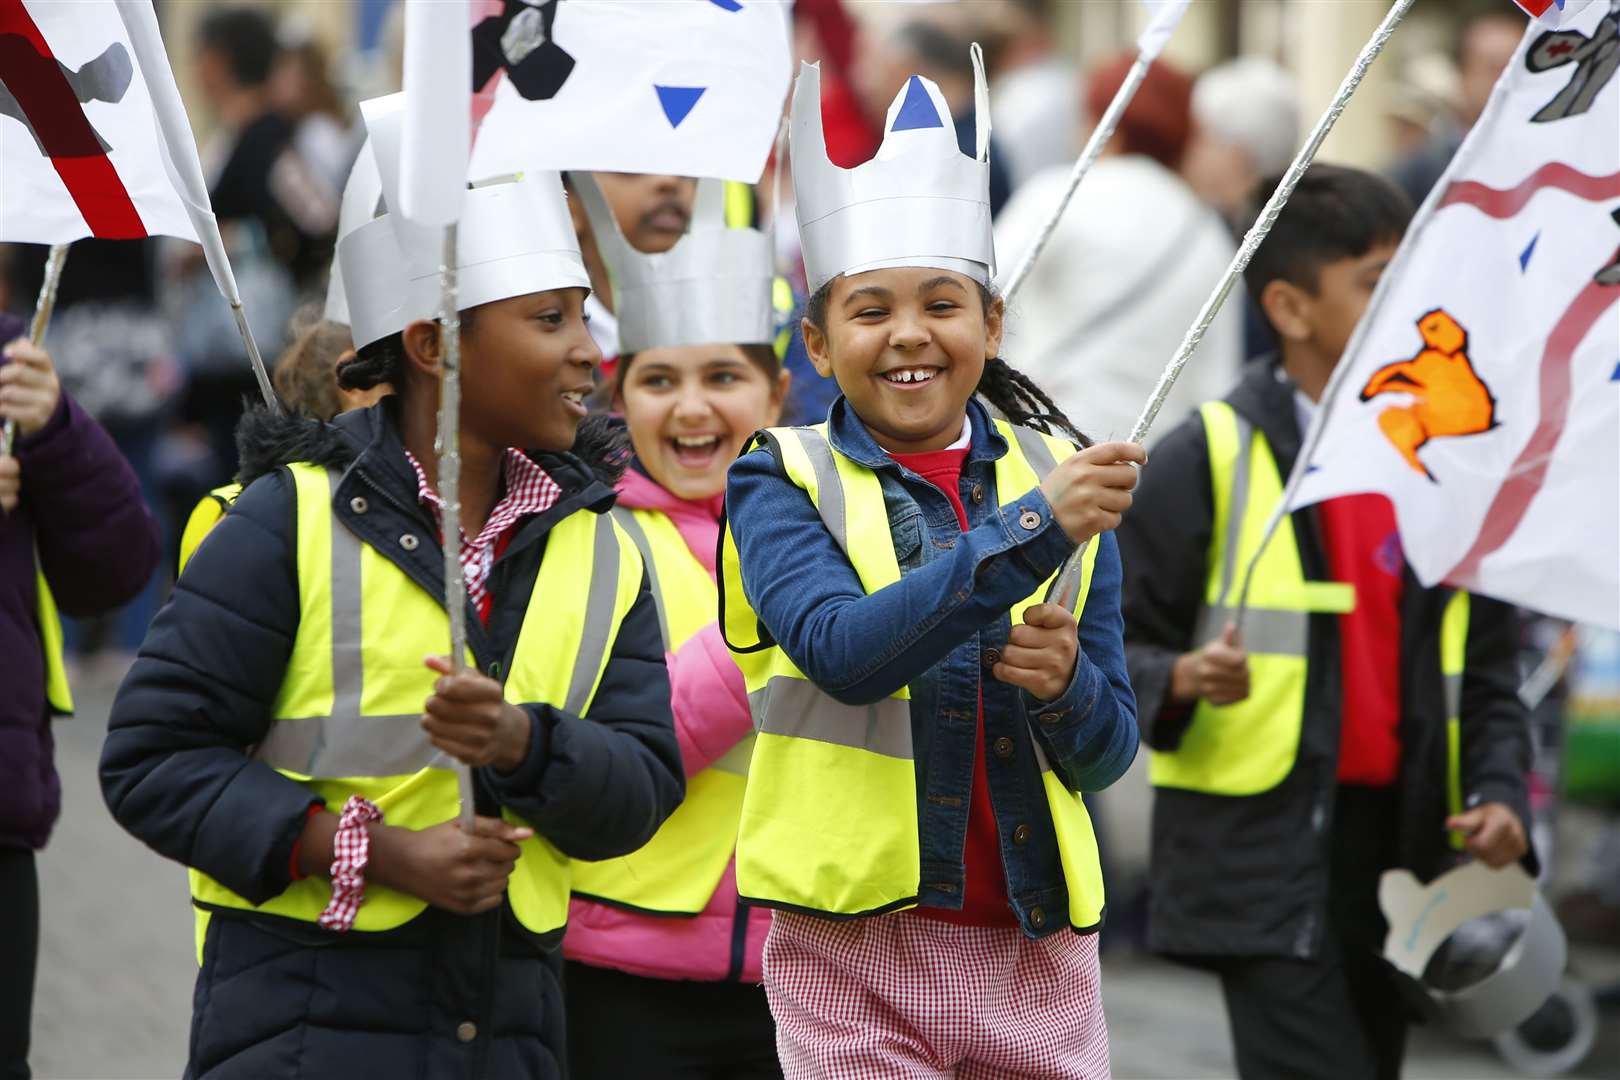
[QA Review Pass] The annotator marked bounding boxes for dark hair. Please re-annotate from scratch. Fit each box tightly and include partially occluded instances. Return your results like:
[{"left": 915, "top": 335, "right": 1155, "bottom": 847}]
[
  {"left": 337, "top": 309, "right": 479, "bottom": 393},
  {"left": 1455, "top": 1, "right": 1527, "bottom": 66},
  {"left": 894, "top": 20, "right": 972, "bottom": 75},
  {"left": 197, "top": 9, "right": 279, "bottom": 88},
  {"left": 1243, "top": 164, "right": 1413, "bottom": 303},
  {"left": 805, "top": 277, "right": 1090, "bottom": 446}
]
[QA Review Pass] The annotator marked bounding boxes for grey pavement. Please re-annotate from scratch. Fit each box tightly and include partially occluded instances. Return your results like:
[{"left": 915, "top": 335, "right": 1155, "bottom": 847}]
[{"left": 28, "top": 662, "right": 1620, "bottom": 1079}]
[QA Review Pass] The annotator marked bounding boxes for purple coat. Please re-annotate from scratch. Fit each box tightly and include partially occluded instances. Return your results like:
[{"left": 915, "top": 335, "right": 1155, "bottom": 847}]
[{"left": 1, "top": 312, "right": 160, "bottom": 850}]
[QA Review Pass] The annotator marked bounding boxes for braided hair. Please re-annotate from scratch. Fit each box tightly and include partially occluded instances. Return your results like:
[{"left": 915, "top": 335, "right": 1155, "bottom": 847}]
[
  {"left": 336, "top": 309, "right": 480, "bottom": 393},
  {"left": 804, "top": 277, "right": 1091, "bottom": 447}
]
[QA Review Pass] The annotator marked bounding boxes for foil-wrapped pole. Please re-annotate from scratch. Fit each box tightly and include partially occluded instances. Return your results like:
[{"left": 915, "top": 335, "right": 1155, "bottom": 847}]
[
  {"left": 435, "top": 225, "right": 477, "bottom": 831},
  {"left": 1052, "top": 0, "right": 1417, "bottom": 614},
  {"left": 1, "top": 244, "right": 71, "bottom": 459}
]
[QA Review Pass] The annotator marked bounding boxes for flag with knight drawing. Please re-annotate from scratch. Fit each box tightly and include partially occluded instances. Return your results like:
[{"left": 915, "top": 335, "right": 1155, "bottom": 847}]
[
  {"left": 1291, "top": 0, "right": 1620, "bottom": 629},
  {"left": 0, "top": 0, "right": 197, "bottom": 242}
]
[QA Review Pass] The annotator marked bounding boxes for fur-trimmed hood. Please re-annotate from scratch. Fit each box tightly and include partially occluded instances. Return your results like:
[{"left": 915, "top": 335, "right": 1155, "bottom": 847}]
[{"left": 234, "top": 399, "right": 630, "bottom": 498}]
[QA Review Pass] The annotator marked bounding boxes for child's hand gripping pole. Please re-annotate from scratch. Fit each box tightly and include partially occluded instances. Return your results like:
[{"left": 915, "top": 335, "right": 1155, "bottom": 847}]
[
  {"left": 1041, "top": 442, "right": 1146, "bottom": 613},
  {"left": 0, "top": 244, "right": 69, "bottom": 460}
]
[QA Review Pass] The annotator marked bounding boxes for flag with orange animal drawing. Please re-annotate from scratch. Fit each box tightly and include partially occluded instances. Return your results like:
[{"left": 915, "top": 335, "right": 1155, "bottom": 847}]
[{"left": 1290, "top": 0, "right": 1619, "bottom": 629}]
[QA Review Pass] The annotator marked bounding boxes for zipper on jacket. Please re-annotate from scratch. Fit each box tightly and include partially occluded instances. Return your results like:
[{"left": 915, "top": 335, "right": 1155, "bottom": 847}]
[{"left": 726, "top": 898, "right": 751, "bottom": 982}]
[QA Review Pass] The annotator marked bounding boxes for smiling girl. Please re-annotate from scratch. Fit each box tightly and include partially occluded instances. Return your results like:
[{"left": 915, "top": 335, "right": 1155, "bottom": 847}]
[
  {"left": 100, "top": 153, "right": 683, "bottom": 1080},
  {"left": 563, "top": 177, "right": 790, "bottom": 1078},
  {"left": 721, "top": 62, "right": 1142, "bottom": 1078}
]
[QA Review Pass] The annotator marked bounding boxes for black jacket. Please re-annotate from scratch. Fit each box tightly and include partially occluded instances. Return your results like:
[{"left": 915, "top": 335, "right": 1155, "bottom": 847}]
[
  {"left": 101, "top": 403, "right": 683, "bottom": 1080},
  {"left": 1118, "top": 359, "right": 1532, "bottom": 961}
]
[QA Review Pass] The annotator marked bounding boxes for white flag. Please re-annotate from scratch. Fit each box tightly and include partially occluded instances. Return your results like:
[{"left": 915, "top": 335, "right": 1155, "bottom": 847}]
[
  {"left": 1291, "top": 1, "right": 1620, "bottom": 628},
  {"left": 467, "top": 0, "right": 790, "bottom": 183},
  {"left": 399, "top": 0, "right": 470, "bottom": 226},
  {"left": 0, "top": 0, "right": 196, "bottom": 243}
]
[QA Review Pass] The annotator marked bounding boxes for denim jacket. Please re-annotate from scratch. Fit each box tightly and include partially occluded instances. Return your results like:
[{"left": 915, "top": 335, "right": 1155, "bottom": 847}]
[{"left": 725, "top": 396, "right": 1137, "bottom": 937}]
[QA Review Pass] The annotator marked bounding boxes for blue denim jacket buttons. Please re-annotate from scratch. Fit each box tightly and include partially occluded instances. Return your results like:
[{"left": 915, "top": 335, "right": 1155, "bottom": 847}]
[{"left": 1018, "top": 509, "right": 1042, "bottom": 531}]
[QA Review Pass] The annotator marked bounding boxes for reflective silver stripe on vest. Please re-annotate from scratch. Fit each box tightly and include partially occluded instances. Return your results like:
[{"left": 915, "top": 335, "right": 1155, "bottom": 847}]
[
  {"left": 1007, "top": 423, "right": 1059, "bottom": 483},
  {"left": 710, "top": 736, "right": 754, "bottom": 777},
  {"left": 610, "top": 507, "right": 670, "bottom": 650},
  {"left": 564, "top": 513, "right": 624, "bottom": 717},
  {"left": 794, "top": 429, "right": 850, "bottom": 554},
  {"left": 255, "top": 484, "right": 445, "bottom": 778},
  {"left": 1195, "top": 605, "right": 1307, "bottom": 657},
  {"left": 1193, "top": 414, "right": 1309, "bottom": 658},
  {"left": 748, "top": 676, "right": 913, "bottom": 759},
  {"left": 1444, "top": 673, "right": 1463, "bottom": 719},
  {"left": 259, "top": 493, "right": 623, "bottom": 776}
]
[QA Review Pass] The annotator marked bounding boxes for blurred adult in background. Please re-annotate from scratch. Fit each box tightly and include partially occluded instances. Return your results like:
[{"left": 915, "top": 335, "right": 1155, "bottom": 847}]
[
  {"left": 1182, "top": 58, "right": 1301, "bottom": 362},
  {"left": 1383, "top": 53, "right": 1461, "bottom": 166},
  {"left": 173, "top": 7, "right": 339, "bottom": 514},
  {"left": 983, "top": 0, "right": 1082, "bottom": 192},
  {"left": 1183, "top": 58, "right": 1300, "bottom": 233},
  {"left": 269, "top": 17, "right": 359, "bottom": 203},
  {"left": 993, "top": 54, "right": 1241, "bottom": 442},
  {"left": 1, "top": 320, "right": 161, "bottom": 1080},
  {"left": 854, "top": 16, "right": 1012, "bottom": 215},
  {"left": 1388, "top": 5, "right": 1525, "bottom": 205}
]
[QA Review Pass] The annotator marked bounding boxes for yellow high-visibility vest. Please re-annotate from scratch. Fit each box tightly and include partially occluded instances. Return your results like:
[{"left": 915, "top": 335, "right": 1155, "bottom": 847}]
[
  {"left": 1441, "top": 590, "right": 1471, "bottom": 850},
  {"left": 178, "top": 483, "right": 243, "bottom": 573},
  {"left": 189, "top": 462, "right": 644, "bottom": 940},
  {"left": 721, "top": 419, "right": 1108, "bottom": 929},
  {"left": 1149, "top": 401, "right": 1358, "bottom": 796},
  {"left": 34, "top": 559, "right": 71, "bottom": 715},
  {"left": 570, "top": 506, "right": 752, "bottom": 915}
]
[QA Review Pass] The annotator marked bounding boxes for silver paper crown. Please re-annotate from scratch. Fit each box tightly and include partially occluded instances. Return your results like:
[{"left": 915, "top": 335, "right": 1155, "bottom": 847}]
[
  {"left": 791, "top": 47, "right": 994, "bottom": 293},
  {"left": 574, "top": 174, "right": 775, "bottom": 354},
  {"left": 338, "top": 93, "right": 591, "bottom": 349}
]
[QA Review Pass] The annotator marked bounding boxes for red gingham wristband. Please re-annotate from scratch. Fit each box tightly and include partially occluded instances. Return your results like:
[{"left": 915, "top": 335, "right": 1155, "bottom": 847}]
[{"left": 318, "top": 795, "right": 384, "bottom": 932}]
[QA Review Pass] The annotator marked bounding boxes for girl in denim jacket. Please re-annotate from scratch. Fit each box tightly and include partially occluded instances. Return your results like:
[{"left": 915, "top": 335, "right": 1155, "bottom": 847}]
[{"left": 721, "top": 60, "right": 1143, "bottom": 1080}]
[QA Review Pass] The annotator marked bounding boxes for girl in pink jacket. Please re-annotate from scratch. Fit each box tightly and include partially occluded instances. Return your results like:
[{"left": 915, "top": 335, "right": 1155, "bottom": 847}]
[{"left": 563, "top": 175, "right": 791, "bottom": 1078}]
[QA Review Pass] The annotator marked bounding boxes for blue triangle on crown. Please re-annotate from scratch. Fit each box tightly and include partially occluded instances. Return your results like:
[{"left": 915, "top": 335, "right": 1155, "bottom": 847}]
[
  {"left": 655, "top": 85, "right": 707, "bottom": 128},
  {"left": 891, "top": 76, "right": 943, "bottom": 132}
]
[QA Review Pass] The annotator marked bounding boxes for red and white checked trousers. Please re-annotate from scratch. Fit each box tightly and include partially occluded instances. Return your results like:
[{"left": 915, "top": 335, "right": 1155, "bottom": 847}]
[{"left": 763, "top": 910, "right": 1111, "bottom": 1079}]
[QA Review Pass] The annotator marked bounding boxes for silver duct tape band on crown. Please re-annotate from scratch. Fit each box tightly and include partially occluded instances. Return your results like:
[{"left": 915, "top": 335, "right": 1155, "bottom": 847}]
[{"left": 748, "top": 677, "right": 913, "bottom": 759}]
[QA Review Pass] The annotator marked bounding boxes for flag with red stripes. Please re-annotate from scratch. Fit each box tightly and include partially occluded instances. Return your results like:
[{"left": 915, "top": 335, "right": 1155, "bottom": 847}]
[
  {"left": 1290, "top": 0, "right": 1619, "bottom": 629},
  {"left": 0, "top": 0, "right": 196, "bottom": 242}
]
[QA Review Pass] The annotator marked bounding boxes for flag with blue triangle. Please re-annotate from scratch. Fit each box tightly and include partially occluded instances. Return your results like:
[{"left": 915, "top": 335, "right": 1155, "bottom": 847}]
[{"left": 470, "top": 0, "right": 790, "bottom": 182}]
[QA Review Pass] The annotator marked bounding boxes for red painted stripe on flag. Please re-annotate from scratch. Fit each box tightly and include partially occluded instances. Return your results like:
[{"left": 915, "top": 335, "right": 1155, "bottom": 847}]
[
  {"left": 0, "top": 0, "right": 147, "bottom": 237},
  {"left": 1444, "top": 274, "right": 1620, "bottom": 586},
  {"left": 1438, "top": 164, "right": 1620, "bottom": 220}
]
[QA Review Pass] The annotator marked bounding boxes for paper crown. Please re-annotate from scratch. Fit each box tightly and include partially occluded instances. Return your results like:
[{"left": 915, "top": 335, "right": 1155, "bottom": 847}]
[
  {"left": 323, "top": 138, "right": 383, "bottom": 328},
  {"left": 338, "top": 93, "right": 591, "bottom": 349},
  {"left": 791, "top": 48, "right": 994, "bottom": 293},
  {"left": 573, "top": 174, "right": 775, "bottom": 355}
]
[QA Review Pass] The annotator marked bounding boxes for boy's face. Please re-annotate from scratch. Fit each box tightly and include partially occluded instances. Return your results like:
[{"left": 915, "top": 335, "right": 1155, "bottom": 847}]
[
  {"left": 1269, "top": 240, "right": 1401, "bottom": 366},
  {"left": 803, "top": 267, "right": 1001, "bottom": 454},
  {"left": 593, "top": 173, "right": 697, "bottom": 253},
  {"left": 460, "top": 288, "right": 600, "bottom": 452}
]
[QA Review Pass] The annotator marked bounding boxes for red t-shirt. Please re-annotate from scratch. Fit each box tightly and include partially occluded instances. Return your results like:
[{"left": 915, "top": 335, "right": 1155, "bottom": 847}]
[
  {"left": 1316, "top": 494, "right": 1405, "bottom": 785},
  {"left": 887, "top": 445, "right": 1018, "bottom": 927}
]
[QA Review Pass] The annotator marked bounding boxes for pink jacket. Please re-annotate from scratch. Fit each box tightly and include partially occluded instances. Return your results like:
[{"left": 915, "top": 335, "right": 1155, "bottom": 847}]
[{"left": 563, "top": 468, "right": 771, "bottom": 983}]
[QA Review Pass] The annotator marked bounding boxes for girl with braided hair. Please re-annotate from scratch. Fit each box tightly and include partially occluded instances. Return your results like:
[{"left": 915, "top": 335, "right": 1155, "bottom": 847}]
[{"left": 719, "top": 59, "right": 1144, "bottom": 1078}]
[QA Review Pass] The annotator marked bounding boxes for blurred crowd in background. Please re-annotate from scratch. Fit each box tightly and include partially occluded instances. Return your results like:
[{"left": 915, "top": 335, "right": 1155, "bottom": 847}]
[{"left": 1, "top": 0, "right": 1615, "bottom": 963}]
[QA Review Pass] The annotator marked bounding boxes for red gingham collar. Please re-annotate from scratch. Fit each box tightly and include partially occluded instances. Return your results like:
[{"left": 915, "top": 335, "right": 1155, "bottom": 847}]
[{"left": 401, "top": 447, "right": 561, "bottom": 553}]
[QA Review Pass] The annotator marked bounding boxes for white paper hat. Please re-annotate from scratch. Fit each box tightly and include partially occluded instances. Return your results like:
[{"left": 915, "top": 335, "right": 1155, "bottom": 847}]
[
  {"left": 573, "top": 174, "right": 774, "bottom": 354},
  {"left": 324, "top": 137, "right": 383, "bottom": 327},
  {"left": 338, "top": 93, "right": 592, "bottom": 349},
  {"left": 791, "top": 48, "right": 994, "bottom": 293}
]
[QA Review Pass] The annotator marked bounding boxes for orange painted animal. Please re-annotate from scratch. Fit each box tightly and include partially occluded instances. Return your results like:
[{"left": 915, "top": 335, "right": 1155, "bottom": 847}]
[{"left": 1359, "top": 309, "right": 1497, "bottom": 480}]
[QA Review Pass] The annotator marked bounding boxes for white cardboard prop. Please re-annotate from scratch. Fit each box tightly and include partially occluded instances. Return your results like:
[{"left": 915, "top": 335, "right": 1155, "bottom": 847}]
[{"left": 1380, "top": 861, "right": 1566, "bottom": 1039}]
